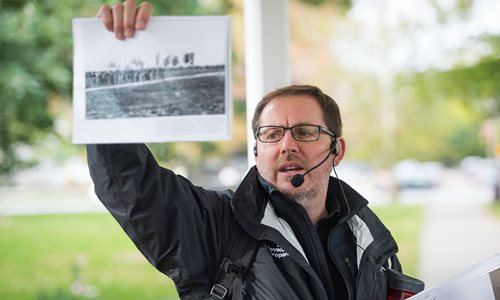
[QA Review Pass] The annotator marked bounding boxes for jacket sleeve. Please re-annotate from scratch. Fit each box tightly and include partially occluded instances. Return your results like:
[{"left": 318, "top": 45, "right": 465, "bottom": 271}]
[{"left": 86, "top": 143, "right": 235, "bottom": 296}]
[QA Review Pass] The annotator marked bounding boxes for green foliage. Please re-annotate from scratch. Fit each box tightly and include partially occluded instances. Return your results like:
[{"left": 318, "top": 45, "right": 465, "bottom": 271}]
[
  {"left": 403, "top": 35, "right": 500, "bottom": 114},
  {"left": 393, "top": 37, "right": 500, "bottom": 165},
  {"left": 0, "top": 0, "right": 233, "bottom": 177},
  {"left": 431, "top": 0, "right": 473, "bottom": 23},
  {"left": 0, "top": 1, "right": 103, "bottom": 175},
  {"left": 393, "top": 89, "right": 485, "bottom": 166},
  {"left": 299, "top": 0, "right": 352, "bottom": 12},
  {"left": 414, "top": 59, "right": 500, "bottom": 114},
  {"left": 2, "top": 0, "right": 496, "bottom": 175},
  {"left": 336, "top": 8, "right": 500, "bottom": 167}
]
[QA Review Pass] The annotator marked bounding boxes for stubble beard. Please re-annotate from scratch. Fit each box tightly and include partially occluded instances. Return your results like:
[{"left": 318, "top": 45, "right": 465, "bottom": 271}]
[
  {"left": 280, "top": 163, "right": 331, "bottom": 211},
  {"left": 282, "top": 184, "right": 320, "bottom": 210},
  {"left": 259, "top": 153, "right": 328, "bottom": 211}
]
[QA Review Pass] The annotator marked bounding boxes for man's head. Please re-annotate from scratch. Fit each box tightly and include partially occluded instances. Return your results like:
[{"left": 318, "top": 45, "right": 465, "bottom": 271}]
[
  {"left": 252, "top": 85, "right": 342, "bottom": 139},
  {"left": 251, "top": 85, "right": 345, "bottom": 207}
]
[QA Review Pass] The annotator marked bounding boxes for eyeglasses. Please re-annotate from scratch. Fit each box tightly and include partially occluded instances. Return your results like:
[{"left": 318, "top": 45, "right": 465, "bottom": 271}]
[{"left": 256, "top": 125, "right": 336, "bottom": 143}]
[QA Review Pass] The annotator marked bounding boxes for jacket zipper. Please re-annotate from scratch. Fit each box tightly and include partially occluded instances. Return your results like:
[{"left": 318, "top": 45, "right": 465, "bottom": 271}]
[
  {"left": 288, "top": 199, "right": 332, "bottom": 298},
  {"left": 328, "top": 234, "right": 354, "bottom": 300},
  {"left": 344, "top": 256, "right": 355, "bottom": 277},
  {"left": 327, "top": 204, "right": 366, "bottom": 300}
]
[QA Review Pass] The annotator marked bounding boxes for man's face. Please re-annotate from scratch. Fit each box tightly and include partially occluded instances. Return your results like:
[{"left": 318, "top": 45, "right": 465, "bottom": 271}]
[{"left": 255, "top": 95, "right": 334, "bottom": 202}]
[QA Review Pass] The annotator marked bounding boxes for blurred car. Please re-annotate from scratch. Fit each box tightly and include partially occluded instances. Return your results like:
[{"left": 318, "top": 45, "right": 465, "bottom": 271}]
[
  {"left": 394, "top": 159, "right": 444, "bottom": 189},
  {"left": 334, "top": 161, "right": 373, "bottom": 183},
  {"left": 459, "top": 156, "right": 498, "bottom": 186}
]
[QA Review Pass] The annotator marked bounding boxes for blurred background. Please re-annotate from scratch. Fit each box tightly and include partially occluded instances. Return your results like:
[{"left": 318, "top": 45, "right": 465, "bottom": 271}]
[{"left": 1, "top": 0, "right": 499, "bottom": 299}]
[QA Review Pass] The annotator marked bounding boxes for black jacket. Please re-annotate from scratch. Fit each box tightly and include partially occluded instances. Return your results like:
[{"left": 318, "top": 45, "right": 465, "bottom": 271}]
[{"left": 87, "top": 143, "right": 402, "bottom": 299}]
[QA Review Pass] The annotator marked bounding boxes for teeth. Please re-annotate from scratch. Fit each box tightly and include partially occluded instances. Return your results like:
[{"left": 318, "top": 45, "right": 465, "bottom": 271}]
[{"left": 282, "top": 166, "right": 300, "bottom": 171}]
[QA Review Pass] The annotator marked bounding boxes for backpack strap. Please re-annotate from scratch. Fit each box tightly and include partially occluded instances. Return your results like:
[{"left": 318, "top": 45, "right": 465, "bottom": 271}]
[{"left": 208, "top": 228, "right": 260, "bottom": 300}]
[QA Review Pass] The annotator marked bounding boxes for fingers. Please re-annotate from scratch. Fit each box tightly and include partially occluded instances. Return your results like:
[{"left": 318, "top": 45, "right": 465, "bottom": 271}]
[
  {"left": 123, "top": 0, "right": 137, "bottom": 38},
  {"left": 96, "top": 4, "right": 113, "bottom": 32},
  {"left": 96, "top": 1, "right": 153, "bottom": 40},
  {"left": 135, "top": 2, "right": 153, "bottom": 30},
  {"left": 111, "top": 3, "right": 125, "bottom": 39}
]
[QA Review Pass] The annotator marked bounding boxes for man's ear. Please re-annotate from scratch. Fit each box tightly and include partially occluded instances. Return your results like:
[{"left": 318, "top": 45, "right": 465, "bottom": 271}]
[{"left": 333, "top": 137, "right": 346, "bottom": 167}]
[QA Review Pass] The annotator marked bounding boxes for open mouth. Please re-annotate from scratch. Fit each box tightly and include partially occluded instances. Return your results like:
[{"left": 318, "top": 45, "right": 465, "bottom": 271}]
[{"left": 279, "top": 165, "right": 304, "bottom": 174}]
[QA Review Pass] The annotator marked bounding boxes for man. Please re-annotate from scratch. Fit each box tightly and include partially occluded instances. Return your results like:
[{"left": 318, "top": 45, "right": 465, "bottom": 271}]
[{"left": 87, "top": 1, "right": 411, "bottom": 299}]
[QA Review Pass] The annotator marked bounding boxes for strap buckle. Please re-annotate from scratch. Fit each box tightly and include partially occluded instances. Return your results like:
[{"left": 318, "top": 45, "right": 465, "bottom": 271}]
[
  {"left": 209, "top": 258, "right": 242, "bottom": 299},
  {"left": 210, "top": 283, "right": 228, "bottom": 300},
  {"left": 220, "top": 257, "right": 240, "bottom": 273}
]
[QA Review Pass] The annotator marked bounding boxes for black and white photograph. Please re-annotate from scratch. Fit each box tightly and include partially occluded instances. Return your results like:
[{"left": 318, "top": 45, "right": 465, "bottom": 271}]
[{"left": 72, "top": 16, "right": 231, "bottom": 143}]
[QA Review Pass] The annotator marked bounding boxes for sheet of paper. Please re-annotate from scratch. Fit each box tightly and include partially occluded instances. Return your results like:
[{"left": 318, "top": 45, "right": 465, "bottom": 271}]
[
  {"left": 72, "top": 16, "right": 231, "bottom": 144},
  {"left": 412, "top": 253, "right": 500, "bottom": 300}
]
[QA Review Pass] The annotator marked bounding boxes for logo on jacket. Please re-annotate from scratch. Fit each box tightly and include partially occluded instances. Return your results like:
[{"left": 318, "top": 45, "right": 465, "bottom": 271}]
[{"left": 267, "top": 244, "right": 289, "bottom": 259}]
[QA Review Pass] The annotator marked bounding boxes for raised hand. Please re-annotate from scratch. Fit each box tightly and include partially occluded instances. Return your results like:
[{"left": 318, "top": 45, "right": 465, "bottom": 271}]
[{"left": 96, "top": 0, "right": 153, "bottom": 40}]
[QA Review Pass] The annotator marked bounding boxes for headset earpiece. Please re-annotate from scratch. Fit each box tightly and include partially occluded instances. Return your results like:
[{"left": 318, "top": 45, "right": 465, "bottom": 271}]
[
  {"left": 253, "top": 145, "right": 258, "bottom": 157},
  {"left": 331, "top": 139, "right": 339, "bottom": 156}
]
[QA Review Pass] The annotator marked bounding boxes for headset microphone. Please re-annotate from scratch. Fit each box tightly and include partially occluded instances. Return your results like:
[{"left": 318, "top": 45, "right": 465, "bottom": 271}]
[
  {"left": 289, "top": 138, "right": 351, "bottom": 216},
  {"left": 290, "top": 141, "right": 337, "bottom": 188},
  {"left": 290, "top": 173, "right": 306, "bottom": 188}
]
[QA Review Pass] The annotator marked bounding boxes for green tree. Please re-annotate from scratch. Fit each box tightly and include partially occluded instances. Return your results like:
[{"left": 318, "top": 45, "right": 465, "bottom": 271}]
[
  {"left": 300, "top": 0, "right": 352, "bottom": 12},
  {"left": 0, "top": 0, "right": 356, "bottom": 179},
  {"left": 397, "top": 34, "right": 500, "bottom": 164},
  {"left": 0, "top": 0, "right": 233, "bottom": 178},
  {"left": 0, "top": 1, "right": 83, "bottom": 175}
]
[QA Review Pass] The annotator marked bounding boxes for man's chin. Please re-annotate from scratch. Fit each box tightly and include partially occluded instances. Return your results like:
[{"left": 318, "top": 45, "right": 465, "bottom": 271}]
[
  {"left": 274, "top": 174, "right": 307, "bottom": 193},
  {"left": 276, "top": 179, "right": 303, "bottom": 194}
]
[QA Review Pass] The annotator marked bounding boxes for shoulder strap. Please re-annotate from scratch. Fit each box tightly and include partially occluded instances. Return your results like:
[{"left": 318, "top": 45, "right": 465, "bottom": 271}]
[{"left": 208, "top": 227, "right": 260, "bottom": 300}]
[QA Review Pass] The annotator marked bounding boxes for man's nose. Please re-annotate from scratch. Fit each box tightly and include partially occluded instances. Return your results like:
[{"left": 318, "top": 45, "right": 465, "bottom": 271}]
[{"left": 280, "top": 130, "right": 299, "bottom": 153}]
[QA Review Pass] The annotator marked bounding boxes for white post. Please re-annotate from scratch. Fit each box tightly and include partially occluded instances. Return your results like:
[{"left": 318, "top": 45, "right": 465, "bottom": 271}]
[{"left": 244, "top": 0, "right": 291, "bottom": 167}]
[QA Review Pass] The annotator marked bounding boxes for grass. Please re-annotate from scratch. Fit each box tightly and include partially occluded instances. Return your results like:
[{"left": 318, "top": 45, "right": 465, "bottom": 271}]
[
  {"left": 0, "top": 205, "right": 423, "bottom": 299},
  {"left": 0, "top": 213, "right": 178, "bottom": 300},
  {"left": 371, "top": 204, "right": 424, "bottom": 277},
  {"left": 489, "top": 202, "right": 500, "bottom": 219}
]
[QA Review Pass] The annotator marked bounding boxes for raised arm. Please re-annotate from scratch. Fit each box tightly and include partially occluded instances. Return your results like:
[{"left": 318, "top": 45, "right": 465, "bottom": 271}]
[
  {"left": 86, "top": 143, "right": 235, "bottom": 296},
  {"left": 86, "top": 2, "right": 235, "bottom": 296}
]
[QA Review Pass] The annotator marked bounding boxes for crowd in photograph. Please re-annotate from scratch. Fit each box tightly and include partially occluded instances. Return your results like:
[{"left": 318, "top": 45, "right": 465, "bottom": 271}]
[{"left": 84, "top": 53, "right": 226, "bottom": 89}]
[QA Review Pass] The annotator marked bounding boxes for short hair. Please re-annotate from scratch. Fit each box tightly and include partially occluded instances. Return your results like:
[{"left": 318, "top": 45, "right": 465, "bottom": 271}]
[{"left": 251, "top": 84, "right": 342, "bottom": 138}]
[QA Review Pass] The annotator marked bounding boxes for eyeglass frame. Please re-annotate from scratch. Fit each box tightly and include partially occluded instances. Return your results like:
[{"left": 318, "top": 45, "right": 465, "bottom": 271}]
[{"left": 255, "top": 124, "right": 336, "bottom": 143}]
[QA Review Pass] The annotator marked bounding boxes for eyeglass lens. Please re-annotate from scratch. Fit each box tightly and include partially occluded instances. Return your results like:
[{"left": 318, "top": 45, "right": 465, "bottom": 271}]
[{"left": 258, "top": 125, "right": 320, "bottom": 142}]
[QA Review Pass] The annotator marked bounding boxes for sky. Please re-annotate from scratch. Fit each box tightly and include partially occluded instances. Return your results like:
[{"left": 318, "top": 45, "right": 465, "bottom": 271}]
[{"left": 331, "top": 0, "right": 500, "bottom": 73}]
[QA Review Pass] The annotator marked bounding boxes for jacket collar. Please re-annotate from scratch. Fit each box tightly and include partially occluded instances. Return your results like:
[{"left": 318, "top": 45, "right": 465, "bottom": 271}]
[
  {"left": 231, "top": 166, "right": 369, "bottom": 233},
  {"left": 230, "top": 166, "right": 269, "bottom": 238}
]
